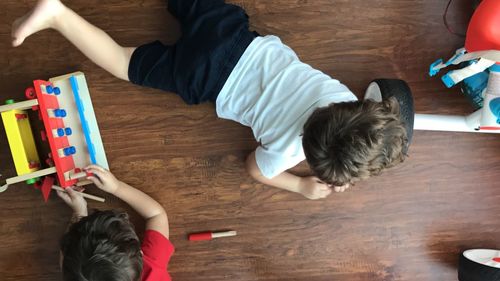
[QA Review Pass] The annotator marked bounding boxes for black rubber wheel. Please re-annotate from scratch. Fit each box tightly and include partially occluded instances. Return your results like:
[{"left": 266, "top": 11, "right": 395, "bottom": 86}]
[
  {"left": 364, "top": 79, "right": 414, "bottom": 154},
  {"left": 458, "top": 250, "right": 500, "bottom": 281}
]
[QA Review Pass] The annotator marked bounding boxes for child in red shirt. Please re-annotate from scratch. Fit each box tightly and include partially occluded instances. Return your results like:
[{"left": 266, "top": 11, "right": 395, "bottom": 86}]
[{"left": 57, "top": 165, "right": 174, "bottom": 281}]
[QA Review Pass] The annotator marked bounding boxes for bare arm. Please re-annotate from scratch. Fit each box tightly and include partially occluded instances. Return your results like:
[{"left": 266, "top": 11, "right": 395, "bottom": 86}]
[
  {"left": 246, "top": 151, "right": 302, "bottom": 193},
  {"left": 86, "top": 165, "right": 169, "bottom": 238},
  {"left": 246, "top": 151, "right": 333, "bottom": 200},
  {"left": 113, "top": 182, "right": 169, "bottom": 238}
]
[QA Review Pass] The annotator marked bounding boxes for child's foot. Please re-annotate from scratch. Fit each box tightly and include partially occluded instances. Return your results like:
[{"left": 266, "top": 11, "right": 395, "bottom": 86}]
[{"left": 11, "top": 0, "right": 65, "bottom": 47}]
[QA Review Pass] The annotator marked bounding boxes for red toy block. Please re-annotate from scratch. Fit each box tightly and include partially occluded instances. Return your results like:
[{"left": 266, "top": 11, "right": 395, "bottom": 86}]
[
  {"left": 31, "top": 105, "right": 39, "bottom": 111},
  {"left": 40, "top": 176, "right": 55, "bottom": 202},
  {"left": 71, "top": 168, "right": 93, "bottom": 177},
  {"left": 15, "top": 113, "right": 28, "bottom": 120},
  {"left": 28, "top": 161, "right": 40, "bottom": 169},
  {"left": 40, "top": 130, "right": 47, "bottom": 141}
]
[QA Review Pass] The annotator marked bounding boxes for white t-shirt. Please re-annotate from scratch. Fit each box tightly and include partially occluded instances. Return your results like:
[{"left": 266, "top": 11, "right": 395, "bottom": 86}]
[{"left": 216, "top": 35, "right": 357, "bottom": 178}]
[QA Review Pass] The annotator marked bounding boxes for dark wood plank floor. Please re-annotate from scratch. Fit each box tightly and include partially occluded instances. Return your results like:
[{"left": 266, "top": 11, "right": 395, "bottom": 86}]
[{"left": 1, "top": 1, "right": 499, "bottom": 280}]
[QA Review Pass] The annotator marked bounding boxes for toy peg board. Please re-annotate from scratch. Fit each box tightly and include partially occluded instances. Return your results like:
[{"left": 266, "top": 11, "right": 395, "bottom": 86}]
[
  {"left": 33, "top": 72, "right": 109, "bottom": 188},
  {"left": 50, "top": 72, "right": 109, "bottom": 170},
  {"left": 34, "top": 79, "right": 77, "bottom": 187},
  {"left": 1, "top": 109, "right": 40, "bottom": 175}
]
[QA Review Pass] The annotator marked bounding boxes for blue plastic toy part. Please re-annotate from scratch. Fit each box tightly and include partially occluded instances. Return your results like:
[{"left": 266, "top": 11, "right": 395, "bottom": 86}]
[
  {"left": 490, "top": 64, "right": 500, "bottom": 73},
  {"left": 441, "top": 72, "right": 457, "bottom": 88},
  {"left": 429, "top": 59, "right": 443, "bottom": 76},
  {"left": 489, "top": 98, "right": 500, "bottom": 124},
  {"left": 54, "top": 109, "right": 67, "bottom": 117},
  {"left": 63, "top": 146, "right": 76, "bottom": 156},
  {"left": 56, "top": 127, "right": 73, "bottom": 136},
  {"left": 46, "top": 85, "right": 54, "bottom": 94},
  {"left": 446, "top": 49, "right": 466, "bottom": 65},
  {"left": 70, "top": 75, "right": 97, "bottom": 164},
  {"left": 53, "top": 87, "right": 61, "bottom": 95},
  {"left": 461, "top": 69, "right": 489, "bottom": 109}
]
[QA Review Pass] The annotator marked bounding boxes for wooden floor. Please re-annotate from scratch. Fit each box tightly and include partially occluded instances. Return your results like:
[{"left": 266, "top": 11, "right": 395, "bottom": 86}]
[{"left": 1, "top": 1, "right": 499, "bottom": 280}]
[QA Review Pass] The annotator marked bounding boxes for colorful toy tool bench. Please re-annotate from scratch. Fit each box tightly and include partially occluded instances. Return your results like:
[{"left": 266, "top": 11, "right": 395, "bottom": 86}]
[{"left": 0, "top": 72, "right": 108, "bottom": 201}]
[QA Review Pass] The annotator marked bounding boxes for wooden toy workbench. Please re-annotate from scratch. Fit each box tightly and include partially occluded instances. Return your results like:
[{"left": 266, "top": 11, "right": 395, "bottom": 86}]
[{"left": 0, "top": 72, "right": 108, "bottom": 201}]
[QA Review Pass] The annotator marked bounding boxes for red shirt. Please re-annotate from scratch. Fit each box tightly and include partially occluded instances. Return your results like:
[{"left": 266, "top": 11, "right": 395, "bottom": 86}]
[{"left": 141, "top": 230, "right": 175, "bottom": 281}]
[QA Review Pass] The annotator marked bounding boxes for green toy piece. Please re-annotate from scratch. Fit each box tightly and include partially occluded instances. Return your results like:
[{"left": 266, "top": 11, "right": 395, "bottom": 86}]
[
  {"left": 26, "top": 177, "right": 40, "bottom": 185},
  {"left": 5, "top": 99, "right": 15, "bottom": 105}
]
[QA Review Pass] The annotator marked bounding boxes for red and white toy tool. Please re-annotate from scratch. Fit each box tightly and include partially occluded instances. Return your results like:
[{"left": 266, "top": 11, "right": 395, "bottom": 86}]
[{"left": 188, "top": 231, "right": 237, "bottom": 241}]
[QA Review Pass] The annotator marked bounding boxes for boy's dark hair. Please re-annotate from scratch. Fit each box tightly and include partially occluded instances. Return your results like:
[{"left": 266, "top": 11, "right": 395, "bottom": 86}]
[
  {"left": 302, "top": 97, "right": 408, "bottom": 186},
  {"left": 60, "top": 210, "right": 143, "bottom": 281}
]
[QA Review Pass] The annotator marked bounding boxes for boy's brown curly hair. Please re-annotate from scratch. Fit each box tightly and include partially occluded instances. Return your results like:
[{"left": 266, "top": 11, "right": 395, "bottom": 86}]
[
  {"left": 60, "top": 210, "right": 143, "bottom": 281},
  {"left": 302, "top": 97, "right": 408, "bottom": 186}
]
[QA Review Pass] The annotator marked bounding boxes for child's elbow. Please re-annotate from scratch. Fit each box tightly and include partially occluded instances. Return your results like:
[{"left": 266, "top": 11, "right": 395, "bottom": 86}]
[{"left": 245, "top": 152, "right": 262, "bottom": 180}]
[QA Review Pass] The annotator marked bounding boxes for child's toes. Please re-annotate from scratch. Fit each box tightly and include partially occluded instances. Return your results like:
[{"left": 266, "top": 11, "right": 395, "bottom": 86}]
[
  {"left": 11, "top": 0, "right": 64, "bottom": 47},
  {"left": 11, "top": 16, "right": 28, "bottom": 46}
]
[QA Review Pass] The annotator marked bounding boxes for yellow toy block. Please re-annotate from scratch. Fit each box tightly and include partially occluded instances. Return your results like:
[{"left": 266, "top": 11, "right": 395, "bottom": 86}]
[{"left": 1, "top": 109, "right": 40, "bottom": 176}]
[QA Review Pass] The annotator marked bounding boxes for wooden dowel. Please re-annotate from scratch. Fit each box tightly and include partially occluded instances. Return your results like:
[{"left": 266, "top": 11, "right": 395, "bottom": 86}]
[
  {"left": 69, "top": 172, "right": 87, "bottom": 180},
  {"left": 76, "top": 179, "right": 93, "bottom": 187},
  {"left": 52, "top": 185, "right": 105, "bottom": 203},
  {"left": 6, "top": 167, "right": 57, "bottom": 185},
  {"left": 0, "top": 99, "right": 39, "bottom": 113},
  {"left": 211, "top": 231, "right": 238, "bottom": 238}
]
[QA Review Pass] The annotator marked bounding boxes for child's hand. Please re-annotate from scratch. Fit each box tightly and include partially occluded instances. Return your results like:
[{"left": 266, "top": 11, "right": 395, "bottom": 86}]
[
  {"left": 299, "top": 176, "right": 332, "bottom": 200},
  {"left": 85, "top": 165, "right": 121, "bottom": 194},
  {"left": 333, "top": 183, "right": 350, "bottom": 193},
  {"left": 57, "top": 186, "right": 88, "bottom": 217}
]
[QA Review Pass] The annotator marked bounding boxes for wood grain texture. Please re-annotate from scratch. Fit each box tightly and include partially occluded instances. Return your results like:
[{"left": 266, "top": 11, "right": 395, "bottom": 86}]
[{"left": 1, "top": 1, "right": 499, "bottom": 280}]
